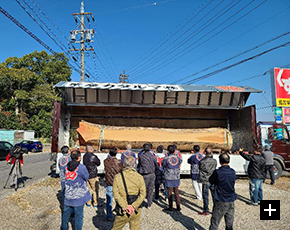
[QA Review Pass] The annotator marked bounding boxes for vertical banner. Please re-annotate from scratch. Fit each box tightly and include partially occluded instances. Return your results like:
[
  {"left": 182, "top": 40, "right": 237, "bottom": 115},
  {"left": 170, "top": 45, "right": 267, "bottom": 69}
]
[
  {"left": 51, "top": 101, "right": 61, "bottom": 153},
  {"left": 271, "top": 68, "right": 290, "bottom": 107}
]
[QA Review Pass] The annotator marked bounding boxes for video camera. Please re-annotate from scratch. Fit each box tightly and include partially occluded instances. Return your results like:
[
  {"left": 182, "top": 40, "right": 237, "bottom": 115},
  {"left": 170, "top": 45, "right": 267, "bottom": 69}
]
[{"left": 10, "top": 146, "right": 28, "bottom": 159}]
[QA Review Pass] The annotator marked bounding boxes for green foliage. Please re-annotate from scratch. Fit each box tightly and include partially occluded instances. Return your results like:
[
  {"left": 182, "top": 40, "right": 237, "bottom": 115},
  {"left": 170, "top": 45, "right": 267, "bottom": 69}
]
[{"left": 0, "top": 51, "right": 71, "bottom": 138}]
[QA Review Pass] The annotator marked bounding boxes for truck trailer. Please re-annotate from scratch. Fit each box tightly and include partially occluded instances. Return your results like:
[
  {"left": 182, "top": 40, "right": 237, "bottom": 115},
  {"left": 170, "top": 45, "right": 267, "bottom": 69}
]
[{"left": 52, "top": 81, "right": 290, "bottom": 179}]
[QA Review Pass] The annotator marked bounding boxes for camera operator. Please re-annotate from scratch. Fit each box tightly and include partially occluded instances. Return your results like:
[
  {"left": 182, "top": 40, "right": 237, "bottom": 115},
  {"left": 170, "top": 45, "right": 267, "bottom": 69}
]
[{"left": 6, "top": 146, "right": 24, "bottom": 188}]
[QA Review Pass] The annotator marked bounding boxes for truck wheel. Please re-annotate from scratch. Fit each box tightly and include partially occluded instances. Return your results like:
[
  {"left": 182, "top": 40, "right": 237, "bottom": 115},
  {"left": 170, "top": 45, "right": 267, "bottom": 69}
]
[{"left": 273, "top": 160, "right": 283, "bottom": 179}]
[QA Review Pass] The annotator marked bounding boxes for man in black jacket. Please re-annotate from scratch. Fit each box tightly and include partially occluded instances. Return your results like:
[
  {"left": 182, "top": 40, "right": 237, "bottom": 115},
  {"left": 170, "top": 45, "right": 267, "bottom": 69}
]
[
  {"left": 198, "top": 147, "right": 217, "bottom": 215},
  {"left": 239, "top": 148, "right": 266, "bottom": 205},
  {"left": 83, "top": 145, "right": 101, "bottom": 207}
]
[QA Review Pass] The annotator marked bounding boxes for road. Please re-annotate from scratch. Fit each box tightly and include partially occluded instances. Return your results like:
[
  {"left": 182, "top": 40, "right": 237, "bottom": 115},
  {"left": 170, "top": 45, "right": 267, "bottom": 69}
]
[{"left": 0, "top": 152, "right": 52, "bottom": 199}]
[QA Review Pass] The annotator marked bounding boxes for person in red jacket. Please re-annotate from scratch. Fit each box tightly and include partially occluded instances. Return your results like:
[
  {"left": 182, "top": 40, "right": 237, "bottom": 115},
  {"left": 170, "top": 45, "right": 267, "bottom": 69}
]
[{"left": 6, "top": 149, "right": 24, "bottom": 188}]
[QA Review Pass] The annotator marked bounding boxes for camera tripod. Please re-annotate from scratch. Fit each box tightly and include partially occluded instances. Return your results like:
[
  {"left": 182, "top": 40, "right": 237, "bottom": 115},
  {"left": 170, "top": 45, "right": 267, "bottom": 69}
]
[{"left": 4, "top": 158, "right": 25, "bottom": 191}]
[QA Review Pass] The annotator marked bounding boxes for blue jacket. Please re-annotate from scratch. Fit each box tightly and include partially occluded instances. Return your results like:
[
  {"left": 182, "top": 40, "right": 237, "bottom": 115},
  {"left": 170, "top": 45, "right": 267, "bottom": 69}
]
[
  {"left": 187, "top": 152, "right": 204, "bottom": 180},
  {"left": 121, "top": 150, "right": 136, "bottom": 164},
  {"left": 209, "top": 165, "right": 237, "bottom": 202},
  {"left": 162, "top": 154, "right": 182, "bottom": 181},
  {"left": 58, "top": 154, "right": 71, "bottom": 190},
  {"left": 64, "top": 161, "right": 91, "bottom": 207}
]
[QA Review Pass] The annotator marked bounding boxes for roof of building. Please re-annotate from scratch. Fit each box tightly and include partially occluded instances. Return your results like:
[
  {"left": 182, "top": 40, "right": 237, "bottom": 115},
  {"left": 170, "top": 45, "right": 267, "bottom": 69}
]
[
  {"left": 54, "top": 81, "right": 263, "bottom": 93},
  {"left": 54, "top": 81, "right": 263, "bottom": 110}
]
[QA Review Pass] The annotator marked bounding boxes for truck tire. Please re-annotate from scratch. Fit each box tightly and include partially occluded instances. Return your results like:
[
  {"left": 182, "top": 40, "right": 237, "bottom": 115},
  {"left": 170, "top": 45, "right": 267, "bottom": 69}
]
[{"left": 273, "top": 160, "right": 283, "bottom": 179}]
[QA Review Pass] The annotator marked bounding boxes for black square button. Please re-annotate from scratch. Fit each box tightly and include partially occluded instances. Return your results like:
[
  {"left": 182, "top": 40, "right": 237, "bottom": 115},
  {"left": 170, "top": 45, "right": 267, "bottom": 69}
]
[{"left": 260, "top": 200, "right": 280, "bottom": 220}]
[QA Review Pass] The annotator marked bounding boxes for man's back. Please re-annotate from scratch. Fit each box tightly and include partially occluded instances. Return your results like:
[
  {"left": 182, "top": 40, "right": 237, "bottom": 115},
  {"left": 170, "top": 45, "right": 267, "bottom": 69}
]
[
  {"left": 59, "top": 154, "right": 71, "bottom": 186},
  {"left": 263, "top": 150, "right": 274, "bottom": 165},
  {"left": 83, "top": 151, "right": 101, "bottom": 179},
  {"left": 240, "top": 152, "right": 266, "bottom": 179},
  {"left": 199, "top": 156, "right": 217, "bottom": 183},
  {"left": 104, "top": 157, "right": 123, "bottom": 186},
  {"left": 64, "top": 163, "right": 91, "bottom": 207},
  {"left": 210, "top": 166, "right": 237, "bottom": 202},
  {"left": 113, "top": 168, "right": 146, "bottom": 209},
  {"left": 138, "top": 151, "right": 156, "bottom": 175}
]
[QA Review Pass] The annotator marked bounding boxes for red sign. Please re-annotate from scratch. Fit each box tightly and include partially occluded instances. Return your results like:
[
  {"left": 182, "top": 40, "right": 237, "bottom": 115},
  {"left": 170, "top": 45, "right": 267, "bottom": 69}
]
[
  {"left": 273, "top": 68, "right": 290, "bottom": 106},
  {"left": 283, "top": 107, "right": 290, "bottom": 115},
  {"left": 284, "top": 116, "right": 290, "bottom": 124},
  {"left": 216, "top": 86, "right": 245, "bottom": 92}
]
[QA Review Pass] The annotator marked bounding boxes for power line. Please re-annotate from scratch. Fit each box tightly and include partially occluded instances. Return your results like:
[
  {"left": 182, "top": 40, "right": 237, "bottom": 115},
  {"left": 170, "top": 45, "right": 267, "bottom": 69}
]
[
  {"left": 29, "top": 0, "right": 70, "bottom": 42},
  {"left": 127, "top": 0, "right": 215, "bottom": 73},
  {"left": 14, "top": 0, "right": 94, "bottom": 79},
  {"left": 132, "top": 0, "right": 267, "bottom": 81},
  {"left": 0, "top": 6, "right": 80, "bottom": 74},
  {"left": 51, "top": 0, "right": 71, "bottom": 26},
  {"left": 94, "top": 22, "right": 119, "bottom": 74},
  {"left": 172, "top": 30, "right": 290, "bottom": 84},
  {"left": 96, "top": 0, "right": 178, "bottom": 16},
  {"left": 126, "top": 0, "right": 212, "bottom": 71},
  {"left": 224, "top": 63, "right": 290, "bottom": 85},
  {"left": 154, "top": 4, "right": 290, "bottom": 83},
  {"left": 130, "top": 0, "right": 235, "bottom": 75},
  {"left": 183, "top": 41, "right": 290, "bottom": 85}
]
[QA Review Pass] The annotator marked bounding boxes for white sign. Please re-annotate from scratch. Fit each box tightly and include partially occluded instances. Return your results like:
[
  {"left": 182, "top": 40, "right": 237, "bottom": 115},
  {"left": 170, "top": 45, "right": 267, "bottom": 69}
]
[{"left": 66, "top": 82, "right": 184, "bottom": 91}]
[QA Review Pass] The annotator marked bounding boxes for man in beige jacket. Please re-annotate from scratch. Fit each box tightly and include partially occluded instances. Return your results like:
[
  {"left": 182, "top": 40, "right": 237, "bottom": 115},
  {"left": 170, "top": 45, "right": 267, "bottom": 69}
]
[{"left": 112, "top": 156, "right": 146, "bottom": 230}]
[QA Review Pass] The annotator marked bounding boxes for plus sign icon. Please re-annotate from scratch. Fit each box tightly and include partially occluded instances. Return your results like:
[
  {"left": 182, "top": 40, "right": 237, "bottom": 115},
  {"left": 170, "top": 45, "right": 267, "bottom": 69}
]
[{"left": 260, "top": 200, "right": 280, "bottom": 220}]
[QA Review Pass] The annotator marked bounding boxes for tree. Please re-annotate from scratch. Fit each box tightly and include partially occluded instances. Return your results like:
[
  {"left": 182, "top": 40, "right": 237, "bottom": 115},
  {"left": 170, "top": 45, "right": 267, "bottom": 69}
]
[{"left": 0, "top": 51, "right": 71, "bottom": 138}]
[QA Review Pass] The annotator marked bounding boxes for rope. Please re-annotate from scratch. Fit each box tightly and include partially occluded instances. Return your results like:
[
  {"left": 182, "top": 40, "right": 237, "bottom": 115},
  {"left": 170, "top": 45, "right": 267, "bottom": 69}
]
[{"left": 98, "top": 125, "right": 105, "bottom": 151}]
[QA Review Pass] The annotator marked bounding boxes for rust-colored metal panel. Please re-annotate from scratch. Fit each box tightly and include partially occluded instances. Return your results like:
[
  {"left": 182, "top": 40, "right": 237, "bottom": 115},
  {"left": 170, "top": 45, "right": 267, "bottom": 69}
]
[{"left": 51, "top": 101, "right": 61, "bottom": 152}]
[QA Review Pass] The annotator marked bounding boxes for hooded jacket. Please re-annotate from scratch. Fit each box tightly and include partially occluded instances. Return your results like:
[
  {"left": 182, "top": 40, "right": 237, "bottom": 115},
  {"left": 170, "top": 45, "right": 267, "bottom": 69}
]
[{"left": 64, "top": 160, "right": 91, "bottom": 207}]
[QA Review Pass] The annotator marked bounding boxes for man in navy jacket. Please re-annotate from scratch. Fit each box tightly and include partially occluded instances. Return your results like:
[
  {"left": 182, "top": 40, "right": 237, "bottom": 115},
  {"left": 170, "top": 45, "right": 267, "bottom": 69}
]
[
  {"left": 61, "top": 150, "right": 91, "bottom": 230},
  {"left": 209, "top": 152, "right": 237, "bottom": 230}
]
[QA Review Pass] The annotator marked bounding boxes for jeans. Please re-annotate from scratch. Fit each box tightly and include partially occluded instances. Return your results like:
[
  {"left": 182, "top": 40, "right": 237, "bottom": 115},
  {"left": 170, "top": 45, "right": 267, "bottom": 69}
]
[
  {"left": 249, "top": 178, "right": 263, "bottom": 204},
  {"left": 209, "top": 201, "right": 235, "bottom": 230},
  {"left": 61, "top": 204, "right": 84, "bottom": 230},
  {"left": 155, "top": 182, "right": 168, "bottom": 200},
  {"left": 265, "top": 165, "right": 275, "bottom": 184},
  {"left": 202, "top": 183, "right": 214, "bottom": 213},
  {"left": 106, "top": 186, "right": 113, "bottom": 219},
  {"left": 192, "top": 180, "right": 203, "bottom": 200}
]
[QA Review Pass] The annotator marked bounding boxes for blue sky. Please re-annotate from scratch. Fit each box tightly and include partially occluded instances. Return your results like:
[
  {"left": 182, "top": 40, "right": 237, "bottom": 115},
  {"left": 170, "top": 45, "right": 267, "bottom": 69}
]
[{"left": 1, "top": 0, "right": 290, "bottom": 121}]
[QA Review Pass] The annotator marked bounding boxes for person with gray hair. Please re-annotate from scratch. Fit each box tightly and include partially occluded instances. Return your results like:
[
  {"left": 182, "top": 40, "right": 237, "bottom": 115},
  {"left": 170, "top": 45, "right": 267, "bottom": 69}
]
[
  {"left": 262, "top": 145, "right": 275, "bottom": 185},
  {"left": 121, "top": 144, "right": 137, "bottom": 165},
  {"left": 112, "top": 156, "right": 146, "bottom": 230},
  {"left": 83, "top": 145, "right": 101, "bottom": 208}
]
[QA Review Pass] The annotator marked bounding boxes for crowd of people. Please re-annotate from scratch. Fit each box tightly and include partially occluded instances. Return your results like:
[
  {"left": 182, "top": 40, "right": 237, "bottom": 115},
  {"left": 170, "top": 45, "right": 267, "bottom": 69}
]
[{"left": 57, "top": 143, "right": 274, "bottom": 230}]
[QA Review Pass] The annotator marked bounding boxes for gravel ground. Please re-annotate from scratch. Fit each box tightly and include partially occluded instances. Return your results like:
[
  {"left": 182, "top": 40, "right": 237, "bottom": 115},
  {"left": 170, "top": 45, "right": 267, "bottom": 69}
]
[{"left": 0, "top": 176, "right": 289, "bottom": 230}]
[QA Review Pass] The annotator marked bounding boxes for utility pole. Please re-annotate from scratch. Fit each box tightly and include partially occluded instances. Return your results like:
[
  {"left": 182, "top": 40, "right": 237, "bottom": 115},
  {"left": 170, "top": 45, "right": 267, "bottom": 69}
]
[
  {"left": 70, "top": 1, "right": 95, "bottom": 82},
  {"left": 119, "top": 70, "right": 129, "bottom": 83}
]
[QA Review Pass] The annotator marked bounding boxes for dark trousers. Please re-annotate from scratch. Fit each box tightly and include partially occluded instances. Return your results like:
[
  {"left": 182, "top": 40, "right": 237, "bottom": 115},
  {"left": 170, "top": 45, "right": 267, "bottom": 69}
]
[
  {"left": 167, "top": 187, "right": 180, "bottom": 208},
  {"left": 143, "top": 173, "right": 155, "bottom": 207},
  {"left": 265, "top": 165, "right": 275, "bottom": 184},
  {"left": 202, "top": 183, "right": 214, "bottom": 213},
  {"left": 209, "top": 201, "right": 235, "bottom": 230},
  {"left": 155, "top": 182, "right": 168, "bottom": 199}
]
